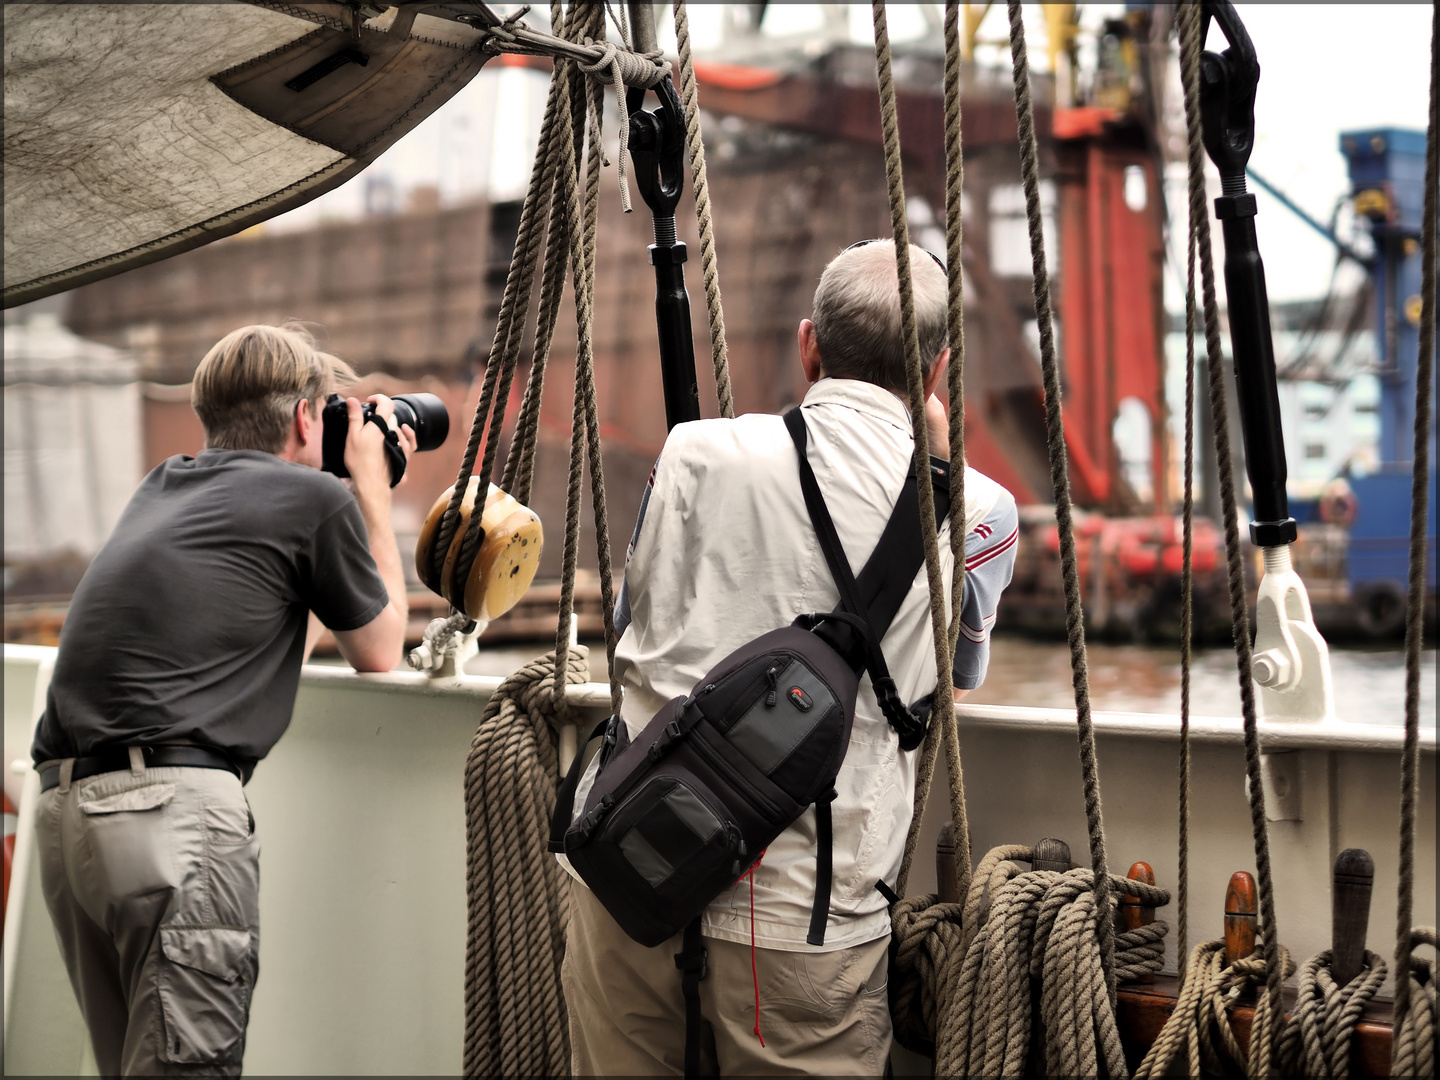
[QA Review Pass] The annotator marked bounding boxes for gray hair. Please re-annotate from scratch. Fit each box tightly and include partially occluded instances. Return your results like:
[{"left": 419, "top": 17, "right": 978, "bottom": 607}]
[{"left": 811, "top": 240, "right": 948, "bottom": 391}]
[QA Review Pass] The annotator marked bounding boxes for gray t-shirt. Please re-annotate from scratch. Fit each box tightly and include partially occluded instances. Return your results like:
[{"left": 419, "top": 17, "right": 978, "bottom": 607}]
[{"left": 32, "top": 450, "right": 388, "bottom": 769}]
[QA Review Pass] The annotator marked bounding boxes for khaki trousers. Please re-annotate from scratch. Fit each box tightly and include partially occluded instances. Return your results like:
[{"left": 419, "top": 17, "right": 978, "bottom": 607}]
[
  {"left": 36, "top": 762, "right": 261, "bottom": 1078},
  {"left": 563, "top": 883, "right": 892, "bottom": 1077}
]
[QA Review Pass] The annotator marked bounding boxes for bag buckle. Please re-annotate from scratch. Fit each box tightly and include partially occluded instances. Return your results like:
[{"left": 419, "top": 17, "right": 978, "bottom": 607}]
[
  {"left": 577, "top": 794, "right": 615, "bottom": 841},
  {"left": 675, "top": 945, "right": 709, "bottom": 980}
]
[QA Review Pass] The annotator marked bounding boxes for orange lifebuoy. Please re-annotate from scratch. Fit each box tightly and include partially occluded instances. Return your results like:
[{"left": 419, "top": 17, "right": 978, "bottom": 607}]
[{"left": 3, "top": 791, "right": 17, "bottom": 937}]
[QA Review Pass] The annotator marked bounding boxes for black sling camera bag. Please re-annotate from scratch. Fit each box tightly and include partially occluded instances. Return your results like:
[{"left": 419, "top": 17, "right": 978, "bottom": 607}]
[{"left": 549, "top": 407, "right": 951, "bottom": 953}]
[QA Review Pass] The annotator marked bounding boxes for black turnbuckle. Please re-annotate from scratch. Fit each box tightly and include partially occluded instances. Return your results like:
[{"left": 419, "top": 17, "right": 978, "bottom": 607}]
[
  {"left": 627, "top": 77, "right": 701, "bottom": 430},
  {"left": 1199, "top": 1, "right": 1297, "bottom": 547}
]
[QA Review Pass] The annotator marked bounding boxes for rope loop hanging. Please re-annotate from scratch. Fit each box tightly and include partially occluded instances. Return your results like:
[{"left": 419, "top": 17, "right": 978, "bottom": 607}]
[{"left": 462, "top": 643, "right": 591, "bottom": 1077}]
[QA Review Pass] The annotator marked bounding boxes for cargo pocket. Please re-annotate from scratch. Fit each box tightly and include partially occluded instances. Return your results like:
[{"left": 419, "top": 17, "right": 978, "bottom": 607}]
[
  {"left": 78, "top": 782, "right": 175, "bottom": 815},
  {"left": 157, "top": 925, "right": 257, "bottom": 1065}
]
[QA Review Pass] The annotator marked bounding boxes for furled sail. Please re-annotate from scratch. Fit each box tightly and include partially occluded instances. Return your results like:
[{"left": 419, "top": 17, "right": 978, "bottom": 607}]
[{"left": 3, "top": 2, "right": 495, "bottom": 307}]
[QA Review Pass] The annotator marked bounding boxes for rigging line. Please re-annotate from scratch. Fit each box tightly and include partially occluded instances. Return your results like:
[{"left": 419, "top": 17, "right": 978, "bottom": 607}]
[
  {"left": 1004, "top": 0, "right": 1116, "bottom": 999},
  {"left": 552, "top": 1, "right": 623, "bottom": 718},
  {"left": 432, "top": 22, "right": 578, "bottom": 589},
  {"left": 1393, "top": 2, "right": 1438, "bottom": 1074},
  {"left": 1178, "top": 5, "right": 1285, "bottom": 1073},
  {"left": 941, "top": 0, "right": 971, "bottom": 898},
  {"left": 1179, "top": 186, "right": 1197, "bottom": 990},
  {"left": 872, "top": 0, "right": 961, "bottom": 904}
]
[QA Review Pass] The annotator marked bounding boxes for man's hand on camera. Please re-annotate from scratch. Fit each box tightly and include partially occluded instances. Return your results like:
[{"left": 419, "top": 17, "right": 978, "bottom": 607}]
[
  {"left": 342, "top": 395, "right": 418, "bottom": 495},
  {"left": 330, "top": 394, "right": 412, "bottom": 673}
]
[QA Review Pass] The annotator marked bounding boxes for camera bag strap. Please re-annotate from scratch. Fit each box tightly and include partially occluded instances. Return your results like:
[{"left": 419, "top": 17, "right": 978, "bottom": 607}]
[{"left": 782, "top": 406, "right": 953, "bottom": 945}]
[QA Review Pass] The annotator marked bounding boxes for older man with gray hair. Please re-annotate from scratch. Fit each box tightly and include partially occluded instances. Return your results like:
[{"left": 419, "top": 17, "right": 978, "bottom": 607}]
[{"left": 560, "top": 240, "right": 1018, "bottom": 1075}]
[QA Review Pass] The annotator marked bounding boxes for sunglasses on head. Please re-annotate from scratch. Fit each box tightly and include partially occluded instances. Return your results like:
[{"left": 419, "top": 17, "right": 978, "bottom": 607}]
[{"left": 843, "top": 238, "right": 947, "bottom": 274}]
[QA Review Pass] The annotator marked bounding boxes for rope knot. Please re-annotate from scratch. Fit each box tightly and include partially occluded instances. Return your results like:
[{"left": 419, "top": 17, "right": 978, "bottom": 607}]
[{"left": 574, "top": 38, "right": 672, "bottom": 214}]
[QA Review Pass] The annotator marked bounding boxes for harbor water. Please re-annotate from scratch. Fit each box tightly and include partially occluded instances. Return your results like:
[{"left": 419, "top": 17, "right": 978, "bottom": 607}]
[{"left": 464, "top": 635, "right": 1438, "bottom": 727}]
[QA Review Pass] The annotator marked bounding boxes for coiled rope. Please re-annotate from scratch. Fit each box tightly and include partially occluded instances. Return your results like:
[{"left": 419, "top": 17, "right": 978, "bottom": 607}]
[
  {"left": 462, "top": 645, "right": 591, "bottom": 1076},
  {"left": 1393, "top": 4, "right": 1438, "bottom": 1077},
  {"left": 939, "top": 847, "right": 1170, "bottom": 1077},
  {"left": 1277, "top": 948, "right": 1389, "bottom": 1078},
  {"left": 1136, "top": 938, "right": 1294, "bottom": 1078}
]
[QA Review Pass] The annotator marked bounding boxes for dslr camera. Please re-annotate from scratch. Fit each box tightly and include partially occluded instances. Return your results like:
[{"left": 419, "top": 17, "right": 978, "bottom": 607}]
[{"left": 320, "top": 392, "right": 450, "bottom": 487}]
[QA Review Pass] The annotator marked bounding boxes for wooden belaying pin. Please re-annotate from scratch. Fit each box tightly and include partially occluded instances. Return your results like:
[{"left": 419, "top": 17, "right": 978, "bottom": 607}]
[
  {"left": 1223, "top": 870, "right": 1258, "bottom": 966},
  {"left": 1331, "top": 848, "right": 1374, "bottom": 987},
  {"left": 1120, "top": 861, "right": 1157, "bottom": 984},
  {"left": 936, "top": 823, "right": 961, "bottom": 904},
  {"left": 1032, "top": 837, "right": 1072, "bottom": 873}
]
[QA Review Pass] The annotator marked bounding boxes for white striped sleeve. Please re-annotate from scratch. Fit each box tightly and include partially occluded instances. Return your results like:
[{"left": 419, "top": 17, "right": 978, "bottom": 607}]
[{"left": 952, "top": 489, "right": 1019, "bottom": 690}]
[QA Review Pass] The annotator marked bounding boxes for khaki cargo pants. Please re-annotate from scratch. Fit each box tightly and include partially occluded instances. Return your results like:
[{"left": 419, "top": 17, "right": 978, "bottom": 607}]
[
  {"left": 563, "top": 883, "right": 892, "bottom": 1076},
  {"left": 36, "top": 761, "right": 260, "bottom": 1077}
]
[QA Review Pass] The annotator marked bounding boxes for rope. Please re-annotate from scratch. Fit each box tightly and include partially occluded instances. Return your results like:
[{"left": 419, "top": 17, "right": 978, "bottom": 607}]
[
  {"left": 927, "top": 849, "right": 1169, "bottom": 1077},
  {"left": 672, "top": 1, "right": 735, "bottom": 419},
  {"left": 870, "top": 0, "right": 962, "bottom": 909},
  {"left": 549, "top": 2, "right": 623, "bottom": 718},
  {"left": 1176, "top": 15, "right": 1203, "bottom": 996},
  {"left": 1395, "top": 5, "right": 1438, "bottom": 1074},
  {"left": 431, "top": 0, "right": 587, "bottom": 596},
  {"left": 1135, "top": 938, "right": 1294, "bottom": 1079},
  {"left": 575, "top": 29, "right": 669, "bottom": 215},
  {"left": 462, "top": 645, "right": 590, "bottom": 1077},
  {"left": 1004, "top": 0, "right": 1116, "bottom": 998},
  {"left": 1177, "top": 7, "right": 1287, "bottom": 1070},
  {"left": 1277, "top": 949, "right": 1388, "bottom": 1078},
  {"left": 1392, "top": 926, "right": 1439, "bottom": 1078},
  {"left": 883, "top": 6, "right": 980, "bottom": 1057}
]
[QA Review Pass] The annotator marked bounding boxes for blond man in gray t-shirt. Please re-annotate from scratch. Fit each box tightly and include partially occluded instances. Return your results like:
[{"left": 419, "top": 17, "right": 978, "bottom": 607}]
[{"left": 33, "top": 324, "right": 413, "bottom": 1076}]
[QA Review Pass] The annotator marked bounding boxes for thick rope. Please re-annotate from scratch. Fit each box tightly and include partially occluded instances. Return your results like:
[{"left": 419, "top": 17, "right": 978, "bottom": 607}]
[
  {"left": 672, "top": 1, "right": 735, "bottom": 419},
  {"left": 551, "top": 3, "right": 624, "bottom": 718},
  {"left": 1395, "top": 5, "right": 1438, "bottom": 1073},
  {"left": 885, "top": 6, "right": 979, "bottom": 1055},
  {"left": 1176, "top": 26, "right": 1203, "bottom": 997},
  {"left": 1392, "top": 926, "right": 1439, "bottom": 1078},
  {"left": 1005, "top": 0, "right": 1116, "bottom": 998},
  {"left": 929, "top": 850, "right": 1169, "bottom": 1077},
  {"left": 462, "top": 645, "right": 590, "bottom": 1077},
  {"left": 433, "top": 2, "right": 586, "bottom": 593},
  {"left": 1177, "top": 8, "right": 1287, "bottom": 1070},
  {"left": 872, "top": 0, "right": 963, "bottom": 911},
  {"left": 1277, "top": 949, "right": 1388, "bottom": 1078},
  {"left": 1135, "top": 938, "right": 1294, "bottom": 1079}
]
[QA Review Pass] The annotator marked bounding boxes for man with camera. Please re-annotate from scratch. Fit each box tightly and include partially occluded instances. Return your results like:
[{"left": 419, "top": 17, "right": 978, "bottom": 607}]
[
  {"left": 31, "top": 323, "right": 414, "bottom": 1076},
  {"left": 560, "top": 240, "right": 1019, "bottom": 1075}
]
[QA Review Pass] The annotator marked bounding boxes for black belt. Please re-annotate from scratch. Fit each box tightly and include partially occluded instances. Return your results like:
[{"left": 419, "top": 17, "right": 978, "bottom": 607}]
[{"left": 40, "top": 746, "right": 245, "bottom": 793}]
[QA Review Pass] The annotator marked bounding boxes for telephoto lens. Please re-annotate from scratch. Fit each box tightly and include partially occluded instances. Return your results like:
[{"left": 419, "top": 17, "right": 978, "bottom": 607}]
[
  {"left": 320, "top": 392, "right": 450, "bottom": 487},
  {"left": 390, "top": 393, "right": 450, "bottom": 453}
]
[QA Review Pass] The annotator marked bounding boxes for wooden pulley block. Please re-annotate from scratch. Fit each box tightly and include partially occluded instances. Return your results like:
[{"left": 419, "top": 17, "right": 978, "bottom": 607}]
[{"left": 415, "top": 478, "right": 543, "bottom": 621}]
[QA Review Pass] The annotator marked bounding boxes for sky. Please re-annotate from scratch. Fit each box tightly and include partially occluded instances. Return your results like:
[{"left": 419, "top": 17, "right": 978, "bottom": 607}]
[{"left": 273, "top": 3, "right": 1434, "bottom": 306}]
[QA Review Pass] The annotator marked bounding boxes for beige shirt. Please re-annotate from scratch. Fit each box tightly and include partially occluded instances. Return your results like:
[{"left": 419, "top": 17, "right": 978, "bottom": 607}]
[{"left": 564, "top": 379, "right": 1017, "bottom": 950}]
